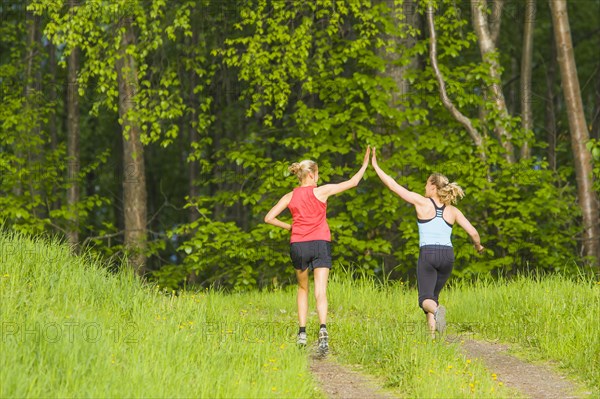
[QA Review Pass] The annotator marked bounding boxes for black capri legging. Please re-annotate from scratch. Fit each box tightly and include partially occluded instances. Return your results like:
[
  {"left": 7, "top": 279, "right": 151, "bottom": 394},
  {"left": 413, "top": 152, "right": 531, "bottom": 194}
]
[{"left": 417, "top": 245, "right": 455, "bottom": 310}]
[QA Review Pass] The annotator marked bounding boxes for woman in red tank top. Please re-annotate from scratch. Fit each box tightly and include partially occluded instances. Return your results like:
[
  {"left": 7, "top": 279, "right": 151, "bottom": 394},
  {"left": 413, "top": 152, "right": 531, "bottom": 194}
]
[{"left": 265, "top": 147, "right": 370, "bottom": 354}]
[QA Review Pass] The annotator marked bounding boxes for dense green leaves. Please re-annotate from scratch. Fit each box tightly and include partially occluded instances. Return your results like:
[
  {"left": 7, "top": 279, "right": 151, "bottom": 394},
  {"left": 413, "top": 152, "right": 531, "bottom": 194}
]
[{"left": 1, "top": 1, "right": 598, "bottom": 289}]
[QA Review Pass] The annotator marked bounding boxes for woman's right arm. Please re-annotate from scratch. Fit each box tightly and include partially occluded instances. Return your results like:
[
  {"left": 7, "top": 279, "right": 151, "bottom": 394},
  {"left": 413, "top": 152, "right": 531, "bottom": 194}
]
[
  {"left": 371, "top": 147, "right": 425, "bottom": 206},
  {"left": 264, "top": 192, "right": 293, "bottom": 231}
]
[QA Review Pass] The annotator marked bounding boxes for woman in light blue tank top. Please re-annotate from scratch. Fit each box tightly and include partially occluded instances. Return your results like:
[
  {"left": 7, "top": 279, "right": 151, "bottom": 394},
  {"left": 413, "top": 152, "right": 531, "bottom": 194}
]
[{"left": 371, "top": 148, "right": 485, "bottom": 338}]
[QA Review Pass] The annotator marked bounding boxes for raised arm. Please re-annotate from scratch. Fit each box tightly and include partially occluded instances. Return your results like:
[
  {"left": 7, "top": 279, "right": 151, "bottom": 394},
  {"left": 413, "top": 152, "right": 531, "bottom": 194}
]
[
  {"left": 454, "top": 208, "right": 485, "bottom": 253},
  {"left": 264, "top": 192, "right": 293, "bottom": 231},
  {"left": 314, "top": 146, "right": 370, "bottom": 202},
  {"left": 371, "top": 147, "right": 425, "bottom": 206}
]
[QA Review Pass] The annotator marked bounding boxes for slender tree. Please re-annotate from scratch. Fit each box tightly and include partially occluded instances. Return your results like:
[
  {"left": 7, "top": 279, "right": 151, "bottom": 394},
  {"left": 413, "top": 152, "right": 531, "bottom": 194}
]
[
  {"left": 520, "top": 0, "right": 536, "bottom": 159},
  {"left": 549, "top": 0, "right": 600, "bottom": 266},
  {"left": 592, "top": 64, "right": 600, "bottom": 141},
  {"left": 544, "top": 30, "right": 558, "bottom": 172},
  {"left": 116, "top": 16, "right": 147, "bottom": 274},
  {"left": 66, "top": 0, "right": 80, "bottom": 250},
  {"left": 471, "top": 0, "right": 516, "bottom": 163}
]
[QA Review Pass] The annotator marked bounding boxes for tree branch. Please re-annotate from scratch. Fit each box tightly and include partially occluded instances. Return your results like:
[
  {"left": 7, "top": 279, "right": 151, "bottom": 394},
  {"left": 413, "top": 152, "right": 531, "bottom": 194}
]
[{"left": 426, "top": 2, "right": 486, "bottom": 162}]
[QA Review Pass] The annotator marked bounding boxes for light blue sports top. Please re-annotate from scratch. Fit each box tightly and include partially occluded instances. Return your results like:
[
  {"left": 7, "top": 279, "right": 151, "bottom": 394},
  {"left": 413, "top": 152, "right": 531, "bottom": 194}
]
[{"left": 417, "top": 198, "right": 453, "bottom": 247}]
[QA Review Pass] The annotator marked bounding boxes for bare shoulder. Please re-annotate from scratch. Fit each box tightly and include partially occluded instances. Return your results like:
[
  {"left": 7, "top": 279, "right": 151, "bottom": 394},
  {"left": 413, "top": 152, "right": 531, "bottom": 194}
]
[
  {"left": 313, "top": 185, "right": 331, "bottom": 202},
  {"left": 283, "top": 191, "right": 294, "bottom": 201},
  {"left": 444, "top": 204, "right": 460, "bottom": 223}
]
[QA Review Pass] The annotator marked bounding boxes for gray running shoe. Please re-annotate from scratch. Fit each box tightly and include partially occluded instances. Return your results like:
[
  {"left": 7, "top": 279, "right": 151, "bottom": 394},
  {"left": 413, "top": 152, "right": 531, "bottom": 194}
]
[
  {"left": 434, "top": 305, "right": 447, "bottom": 333},
  {"left": 317, "top": 328, "right": 329, "bottom": 355},
  {"left": 297, "top": 332, "right": 307, "bottom": 346}
]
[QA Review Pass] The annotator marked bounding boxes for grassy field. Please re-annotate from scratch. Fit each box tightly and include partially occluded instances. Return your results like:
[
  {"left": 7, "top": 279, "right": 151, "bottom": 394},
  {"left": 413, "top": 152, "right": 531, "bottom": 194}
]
[
  {"left": 1, "top": 232, "right": 598, "bottom": 398},
  {"left": 328, "top": 272, "right": 599, "bottom": 398}
]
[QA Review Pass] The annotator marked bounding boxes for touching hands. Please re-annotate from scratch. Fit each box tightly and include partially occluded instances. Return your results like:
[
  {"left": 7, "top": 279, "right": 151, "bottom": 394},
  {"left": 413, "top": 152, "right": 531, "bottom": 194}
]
[
  {"left": 371, "top": 146, "right": 379, "bottom": 169},
  {"left": 362, "top": 146, "right": 371, "bottom": 167}
]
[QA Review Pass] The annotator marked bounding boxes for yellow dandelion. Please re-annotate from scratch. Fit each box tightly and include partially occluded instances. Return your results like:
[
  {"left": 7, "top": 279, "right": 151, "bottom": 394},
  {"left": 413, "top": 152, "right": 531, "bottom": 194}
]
[
  {"left": 492, "top": 373, "right": 497, "bottom": 381},
  {"left": 466, "top": 359, "right": 472, "bottom": 364}
]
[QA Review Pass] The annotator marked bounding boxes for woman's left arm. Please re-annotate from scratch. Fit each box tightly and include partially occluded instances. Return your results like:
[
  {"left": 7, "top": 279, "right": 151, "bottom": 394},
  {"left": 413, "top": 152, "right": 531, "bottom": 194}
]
[
  {"left": 454, "top": 208, "right": 484, "bottom": 253},
  {"left": 315, "top": 147, "right": 370, "bottom": 201}
]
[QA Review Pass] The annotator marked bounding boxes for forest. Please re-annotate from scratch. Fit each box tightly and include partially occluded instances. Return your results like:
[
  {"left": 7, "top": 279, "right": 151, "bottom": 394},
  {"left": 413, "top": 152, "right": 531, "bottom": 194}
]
[{"left": 1, "top": 0, "right": 599, "bottom": 290}]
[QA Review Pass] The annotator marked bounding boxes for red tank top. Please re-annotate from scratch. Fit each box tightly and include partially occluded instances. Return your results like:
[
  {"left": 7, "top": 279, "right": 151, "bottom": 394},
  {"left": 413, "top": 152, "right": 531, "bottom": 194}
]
[{"left": 288, "top": 186, "right": 331, "bottom": 243}]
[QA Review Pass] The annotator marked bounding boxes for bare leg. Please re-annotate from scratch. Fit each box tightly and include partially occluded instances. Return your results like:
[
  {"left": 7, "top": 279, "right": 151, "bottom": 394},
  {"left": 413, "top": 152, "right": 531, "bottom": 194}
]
[
  {"left": 313, "top": 268, "right": 329, "bottom": 325},
  {"left": 296, "top": 269, "right": 309, "bottom": 328},
  {"left": 422, "top": 299, "right": 438, "bottom": 338}
]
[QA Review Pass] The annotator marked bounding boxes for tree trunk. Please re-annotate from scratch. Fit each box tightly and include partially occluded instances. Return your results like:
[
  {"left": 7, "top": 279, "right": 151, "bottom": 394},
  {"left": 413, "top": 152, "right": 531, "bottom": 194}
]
[
  {"left": 591, "top": 62, "right": 600, "bottom": 141},
  {"left": 489, "top": 0, "right": 504, "bottom": 46},
  {"left": 379, "top": 0, "right": 421, "bottom": 109},
  {"left": 550, "top": 0, "right": 600, "bottom": 267},
  {"left": 520, "top": 0, "right": 536, "bottom": 160},
  {"left": 544, "top": 29, "right": 558, "bottom": 172},
  {"left": 471, "top": 0, "right": 516, "bottom": 163},
  {"left": 116, "top": 17, "right": 147, "bottom": 275},
  {"left": 22, "top": 11, "right": 42, "bottom": 205},
  {"left": 66, "top": 1, "right": 80, "bottom": 250}
]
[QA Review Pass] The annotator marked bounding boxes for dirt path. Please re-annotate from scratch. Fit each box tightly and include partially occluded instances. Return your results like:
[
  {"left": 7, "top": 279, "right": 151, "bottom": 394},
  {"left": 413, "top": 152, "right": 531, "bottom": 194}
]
[
  {"left": 457, "top": 338, "right": 593, "bottom": 399},
  {"left": 310, "top": 355, "right": 398, "bottom": 399},
  {"left": 310, "top": 340, "right": 593, "bottom": 399}
]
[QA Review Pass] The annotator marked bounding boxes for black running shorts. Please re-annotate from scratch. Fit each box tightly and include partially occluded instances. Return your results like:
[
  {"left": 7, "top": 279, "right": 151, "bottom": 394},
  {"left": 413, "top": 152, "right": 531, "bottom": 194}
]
[{"left": 290, "top": 240, "right": 332, "bottom": 271}]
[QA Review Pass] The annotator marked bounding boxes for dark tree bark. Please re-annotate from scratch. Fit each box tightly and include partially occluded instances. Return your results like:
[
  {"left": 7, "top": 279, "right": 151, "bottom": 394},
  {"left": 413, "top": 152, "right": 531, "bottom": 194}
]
[
  {"left": 116, "top": 17, "right": 148, "bottom": 275},
  {"left": 544, "top": 30, "right": 558, "bottom": 172},
  {"left": 591, "top": 63, "right": 600, "bottom": 141},
  {"left": 520, "top": 0, "right": 536, "bottom": 159},
  {"left": 66, "top": 1, "right": 80, "bottom": 250}
]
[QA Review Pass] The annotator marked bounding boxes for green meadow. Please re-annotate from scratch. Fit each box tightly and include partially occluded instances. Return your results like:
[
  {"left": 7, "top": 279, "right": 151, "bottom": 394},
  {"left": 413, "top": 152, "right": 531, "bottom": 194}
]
[{"left": 1, "top": 232, "right": 598, "bottom": 398}]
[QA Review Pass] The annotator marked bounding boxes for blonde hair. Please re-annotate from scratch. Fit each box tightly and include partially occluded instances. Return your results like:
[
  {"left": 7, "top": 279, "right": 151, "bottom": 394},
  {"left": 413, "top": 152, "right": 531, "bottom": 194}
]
[
  {"left": 429, "top": 173, "right": 464, "bottom": 205},
  {"left": 289, "top": 160, "right": 318, "bottom": 182}
]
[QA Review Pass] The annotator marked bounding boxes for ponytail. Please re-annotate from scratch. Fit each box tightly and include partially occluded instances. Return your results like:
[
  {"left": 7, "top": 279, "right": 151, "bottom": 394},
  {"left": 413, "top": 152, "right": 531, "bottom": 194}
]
[{"left": 429, "top": 173, "right": 464, "bottom": 205}]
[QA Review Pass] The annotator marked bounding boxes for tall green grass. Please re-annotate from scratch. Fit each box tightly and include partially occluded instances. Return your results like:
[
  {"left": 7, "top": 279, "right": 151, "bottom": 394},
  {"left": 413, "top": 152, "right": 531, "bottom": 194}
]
[
  {"left": 327, "top": 276, "right": 523, "bottom": 398},
  {"left": 0, "top": 232, "right": 319, "bottom": 398},
  {"left": 2, "top": 232, "right": 598, "bottom": 398},
  {"left": 446, "top": 275, "right": 600, "bottom": 393},
  {"left": 326, "top": 270, "right": 599, "bottom": 398}
]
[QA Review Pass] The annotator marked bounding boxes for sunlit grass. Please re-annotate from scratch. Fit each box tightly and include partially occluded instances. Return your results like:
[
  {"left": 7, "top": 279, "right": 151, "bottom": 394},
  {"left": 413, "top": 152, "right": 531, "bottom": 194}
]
[
  {"left": 1, "top": 232, "right": 597, "bottom": 398},
  {"left": 446, "top": 274, "right": 600, "bottom": 395},
  {"left": 0, "top": 232, "right": 319, "bottom": 398}
]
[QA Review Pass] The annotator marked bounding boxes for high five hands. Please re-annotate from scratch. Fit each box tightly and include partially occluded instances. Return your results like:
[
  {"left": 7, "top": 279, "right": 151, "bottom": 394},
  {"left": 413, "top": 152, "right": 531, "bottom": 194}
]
[
  {"left": 364, "top": 145, "right": 485, "bottom": 256},
  {"left": 361, "top": 145, "right": 371, "bottom": 168}
]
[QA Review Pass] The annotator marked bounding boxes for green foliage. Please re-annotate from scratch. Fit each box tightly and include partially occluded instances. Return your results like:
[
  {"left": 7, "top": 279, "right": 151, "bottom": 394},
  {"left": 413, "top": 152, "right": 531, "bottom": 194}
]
[
  {"left": 1, "top": 1, "right": 596, "bottom": 288},
  {"left": 160, "top": 0, "right": 581, "bottom": 290}
]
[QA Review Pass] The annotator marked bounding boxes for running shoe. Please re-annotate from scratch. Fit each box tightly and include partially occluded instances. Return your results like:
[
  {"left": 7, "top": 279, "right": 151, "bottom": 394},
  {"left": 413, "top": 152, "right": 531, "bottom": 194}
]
[
  {"left": 317, "top": 327, "right": 329, "bottom": 355},
  {"left": 297, "top": 332, "right": 307, "bottom": 346}
]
